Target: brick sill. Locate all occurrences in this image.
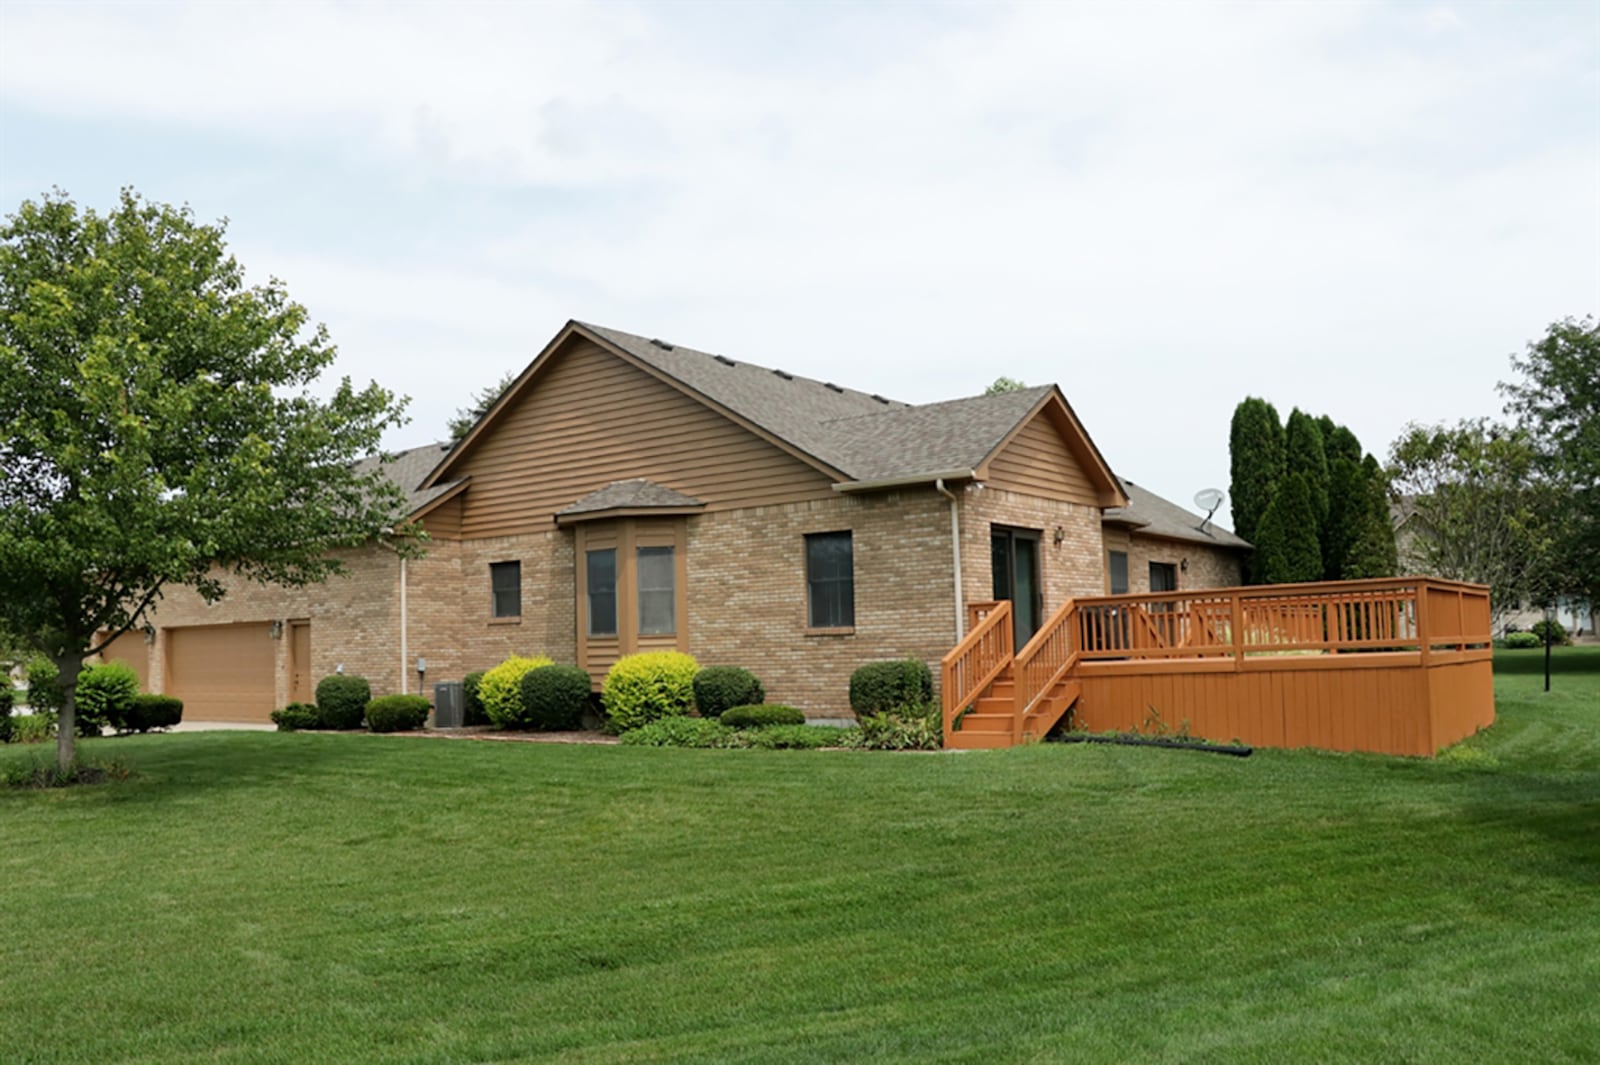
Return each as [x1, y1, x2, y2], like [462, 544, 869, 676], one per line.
[805, 627, 855, 638]
[487, 617, 522, 626]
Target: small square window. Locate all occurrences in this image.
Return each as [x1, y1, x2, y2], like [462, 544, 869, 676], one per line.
[490, 561, 521, 618]
[806, 531, 854, 629]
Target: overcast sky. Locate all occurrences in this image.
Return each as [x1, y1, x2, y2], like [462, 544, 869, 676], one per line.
[3, 1, 1596, 528]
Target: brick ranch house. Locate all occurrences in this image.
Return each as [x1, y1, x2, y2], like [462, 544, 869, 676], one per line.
[106, 320, 1250, 723]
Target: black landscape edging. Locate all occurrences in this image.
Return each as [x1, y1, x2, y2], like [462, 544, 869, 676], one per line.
[1050, 734, 1253, 757]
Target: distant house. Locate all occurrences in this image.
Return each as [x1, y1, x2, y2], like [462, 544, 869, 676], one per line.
[120, 320, 1250, 722]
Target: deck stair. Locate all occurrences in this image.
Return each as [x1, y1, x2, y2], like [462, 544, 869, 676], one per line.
[942, 599, 1083, 750]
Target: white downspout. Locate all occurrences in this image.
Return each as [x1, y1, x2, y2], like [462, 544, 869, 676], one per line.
[399, 554, 409, 695]
[935, 479, 963, 641]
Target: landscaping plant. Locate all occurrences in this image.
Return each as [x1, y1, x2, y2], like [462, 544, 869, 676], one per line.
[479, 655, 554, 728]
[365, 695, 431, 733]
[461, 670, 489, 726]
[693, 665, 765, 719]
[848, 658, 933, 718]
[518, 664, 591, 731]
[720, 704, 806, 729]
[270, 703, 321, 732]
[117, 694, 183, 734]
[315, 675, 372, 730]
[74, 661, 140, 737]
[601, 651, 699, 733]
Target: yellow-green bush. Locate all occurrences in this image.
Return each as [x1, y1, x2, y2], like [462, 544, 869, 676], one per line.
[601, 651, 698, 734]
[480, 654, 553, 728]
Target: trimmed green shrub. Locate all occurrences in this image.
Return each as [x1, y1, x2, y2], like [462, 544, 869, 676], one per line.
[1504, 631, 1541, 649]
[619, 717, 740, 748]
[1531, 619, 1571, 645]
[462, 671, 489, 726]
[480, 655, 554, 728]
[518, 664, 591, 731]
[271, 703, 321, 732]
[76, 661, 140, 736]
[315, 674, 371, 730]
[117, 694, 183, 733]
[720, 704, 806, 729]
[848, 658, 933, 718]
[26, 656, 64, 716]
[365, 694, 431, 733]
[693, 666, 765, 719]
[602, 651, 699, 734]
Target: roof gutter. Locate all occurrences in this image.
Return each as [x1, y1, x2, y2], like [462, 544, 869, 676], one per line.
[831, 469, 976, 494]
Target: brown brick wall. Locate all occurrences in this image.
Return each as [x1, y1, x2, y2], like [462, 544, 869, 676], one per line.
[686, 488, 955, 718]
[959, 487, 1106, 615]
[1101, 527, 1245, 593]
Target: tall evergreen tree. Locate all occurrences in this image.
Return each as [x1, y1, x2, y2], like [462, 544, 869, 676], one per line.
[1324, 455, 1363, 579]
[1325, 423, 1362, 466]
[1254, 473, 1322, 584]
[1228, 397, 1285, 567]
[1285, 408, 1331, 524]
[1343, 455, 1398, 578]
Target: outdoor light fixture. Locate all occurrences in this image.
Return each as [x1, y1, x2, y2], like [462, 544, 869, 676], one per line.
[269, 620, 284, 639]
[1181, 558, 1189, 572]
[142, 623, 156, 645]
[1053, 525, 1066, 546]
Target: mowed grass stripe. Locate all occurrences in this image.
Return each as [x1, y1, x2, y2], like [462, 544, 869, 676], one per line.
[2, 648, 1598, 1063]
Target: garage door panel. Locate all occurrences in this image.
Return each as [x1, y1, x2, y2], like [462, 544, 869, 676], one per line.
[166, 624, 276, 723]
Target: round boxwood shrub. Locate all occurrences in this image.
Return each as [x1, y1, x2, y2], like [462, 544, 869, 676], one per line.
[848, 658, 933, 718]
[117, 694, 183, 733]
[602, 651, 699, 734]
[76, 661, 140, 736]
[1504, 631, 1541, 649]
[1531, 619, 1571, 645]
[480, 655, 554, 728]
[462, 670, 489, 726]
[271, 703, 321, 732]
[518, 664, 591, 731]
[315, 674, 372, 730]
[720, 704, 806, 729]
[365, 694, 431, 733]
[693, 666, 765, 719]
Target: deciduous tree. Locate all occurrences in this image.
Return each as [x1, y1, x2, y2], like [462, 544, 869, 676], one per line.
[0, 189, 413, 769]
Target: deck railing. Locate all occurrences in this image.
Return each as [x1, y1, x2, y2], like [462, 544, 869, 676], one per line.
[1073, 577, 1490, 660]
[1012, 598, 1081, 740]
[940, 600, 1012, 737]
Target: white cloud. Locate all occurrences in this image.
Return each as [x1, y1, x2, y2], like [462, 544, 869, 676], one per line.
[3, 0, 1595, 523]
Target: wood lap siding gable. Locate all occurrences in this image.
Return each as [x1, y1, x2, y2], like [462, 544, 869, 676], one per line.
[448, 340, 838, 538]
[985, 412, 1100, 505]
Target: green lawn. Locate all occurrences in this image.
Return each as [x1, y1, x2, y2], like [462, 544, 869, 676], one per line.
[3, 650, 1598, 1064]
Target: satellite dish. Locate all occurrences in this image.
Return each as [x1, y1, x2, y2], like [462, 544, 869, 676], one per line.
[1193, 488, 1225, 532]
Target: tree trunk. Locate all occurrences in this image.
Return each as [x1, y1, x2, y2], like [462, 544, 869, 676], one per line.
[53, 651, 79, 771]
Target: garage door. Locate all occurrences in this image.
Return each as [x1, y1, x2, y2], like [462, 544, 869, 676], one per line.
[165, 623, 276, 723]
[100, 630, 151, 692]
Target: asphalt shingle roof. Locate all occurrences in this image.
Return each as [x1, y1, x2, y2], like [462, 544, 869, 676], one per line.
[557, 479, 705, 517]
[582, 323, 1074, 484]
[1103, 478, 1251, 550]
[352, 441, 463, 516]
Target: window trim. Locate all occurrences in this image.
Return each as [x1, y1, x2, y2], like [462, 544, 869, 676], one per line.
[805, 530, 855, 632]
[635, 545, 676, 636]
[489, 560, 522, 620]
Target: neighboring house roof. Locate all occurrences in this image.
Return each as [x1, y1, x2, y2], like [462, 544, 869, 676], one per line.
[1103, 478, 1251, 551]
[428, 320, 1126, 506]
[556, 479, 706, 525]
[352, 441, 465, 518]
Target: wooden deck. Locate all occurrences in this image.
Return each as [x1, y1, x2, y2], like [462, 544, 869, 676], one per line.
[941, 577, 1494, 756]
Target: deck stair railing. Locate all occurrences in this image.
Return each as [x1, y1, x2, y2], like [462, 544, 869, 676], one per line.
[939, 577, 1491, 749]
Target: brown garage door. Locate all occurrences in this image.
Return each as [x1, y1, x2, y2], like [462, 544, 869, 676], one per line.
[100, 630, 151, 692]
[165, 623, 276, 723]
